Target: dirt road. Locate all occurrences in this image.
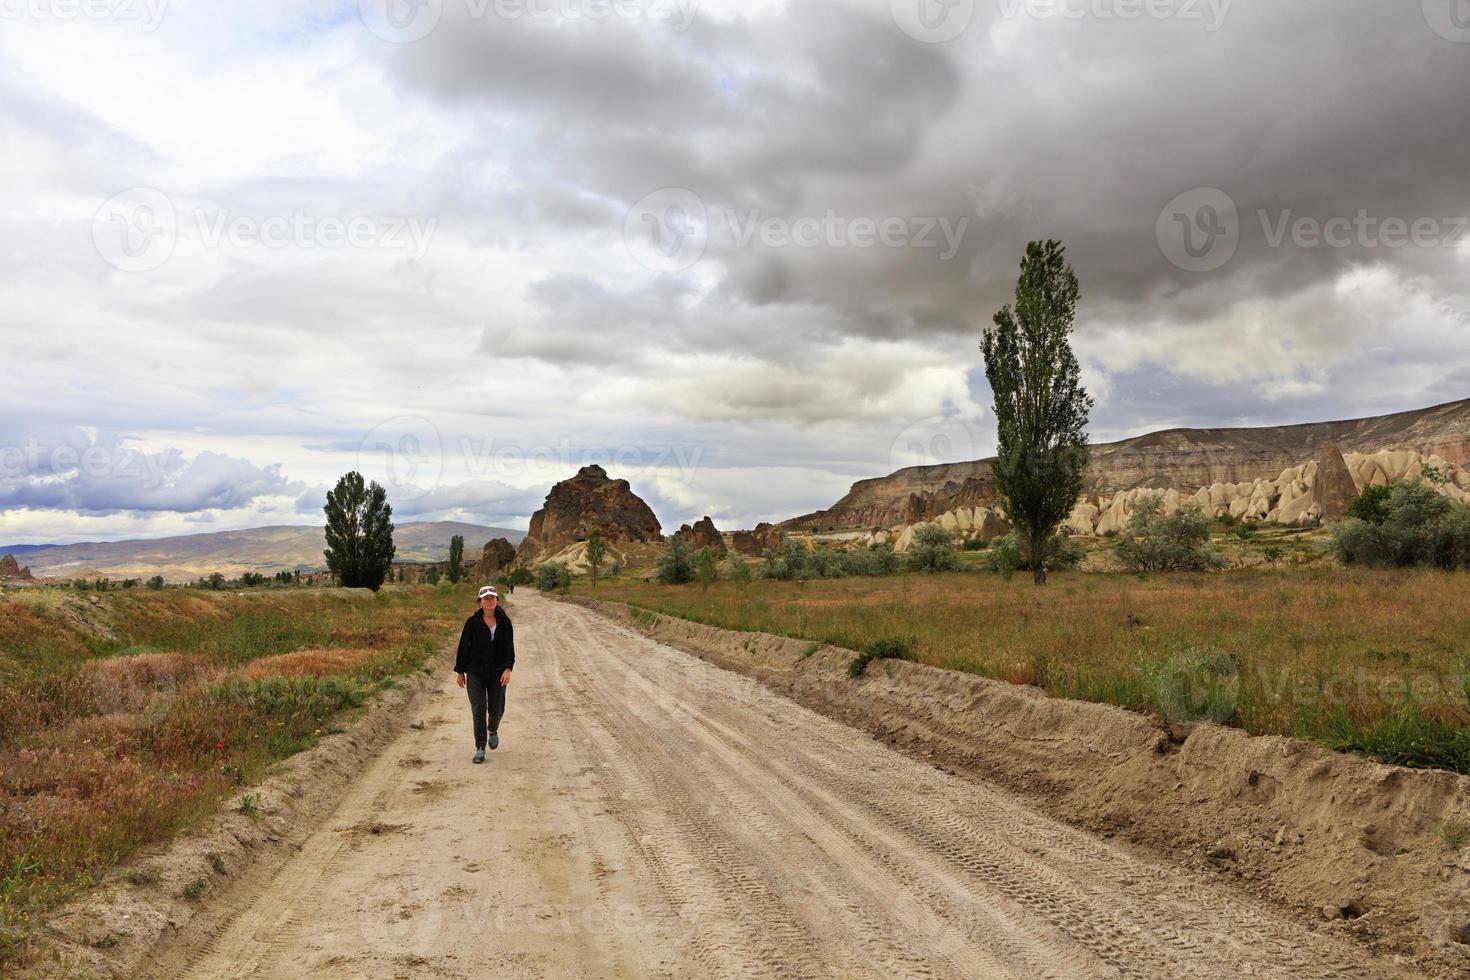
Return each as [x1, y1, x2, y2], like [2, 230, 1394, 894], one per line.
[161, 593, 1401, 979]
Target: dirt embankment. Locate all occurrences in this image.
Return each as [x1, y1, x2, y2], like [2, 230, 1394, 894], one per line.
[561, 595, 1470, 977]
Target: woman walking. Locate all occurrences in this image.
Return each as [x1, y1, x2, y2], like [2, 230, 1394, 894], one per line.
[454, 585, 515, 763]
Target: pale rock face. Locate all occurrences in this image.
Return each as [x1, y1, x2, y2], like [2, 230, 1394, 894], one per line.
[881, 446, 1467, 540]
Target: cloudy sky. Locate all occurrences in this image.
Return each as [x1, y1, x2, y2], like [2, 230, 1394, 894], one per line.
[2, 0, 1467, 544]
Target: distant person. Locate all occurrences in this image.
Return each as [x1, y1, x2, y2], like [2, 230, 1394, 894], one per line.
[507, 581, 515, 595]
[454, 585, 515, 763]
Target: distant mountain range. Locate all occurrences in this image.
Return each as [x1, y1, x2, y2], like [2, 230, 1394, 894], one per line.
[1, 522, 526, 582]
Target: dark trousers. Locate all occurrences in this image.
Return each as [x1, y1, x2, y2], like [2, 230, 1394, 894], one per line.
[465, 671, 506, 749]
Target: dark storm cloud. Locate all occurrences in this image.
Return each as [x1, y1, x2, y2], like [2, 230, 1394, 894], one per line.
[382, 0, 1469, 359]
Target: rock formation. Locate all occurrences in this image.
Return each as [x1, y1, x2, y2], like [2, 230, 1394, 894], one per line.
[0, 554, 33, 580]
[478, 537, 518, 576]
[789, 397, 1470, 531]
[515, 465, 661, 566]
[1313, 443, 1359, 522]
[731, 522, 784, 557]
[676, 516, 727, 555]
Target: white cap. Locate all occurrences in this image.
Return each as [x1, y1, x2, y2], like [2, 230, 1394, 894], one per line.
[477, 585, 498, 599]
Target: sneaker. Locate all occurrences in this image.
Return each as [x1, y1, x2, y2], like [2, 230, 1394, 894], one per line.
[472, 749, 485, 764]
[488, 733, 500, 750]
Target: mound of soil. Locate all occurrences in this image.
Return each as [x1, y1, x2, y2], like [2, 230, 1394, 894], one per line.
[564, 595, 1470, 977]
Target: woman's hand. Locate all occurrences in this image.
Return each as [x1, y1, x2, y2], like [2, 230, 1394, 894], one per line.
[500, 669, 511, 687]
[456, 673, 466, 688]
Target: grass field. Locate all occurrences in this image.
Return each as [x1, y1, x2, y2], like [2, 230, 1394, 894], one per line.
[0, 583, 475, 965]
[574, 565, 1470, 773]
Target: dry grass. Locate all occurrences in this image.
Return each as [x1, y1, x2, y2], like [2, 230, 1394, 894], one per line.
[0, 583, 478, 965]
[579, 564, 1470, 770]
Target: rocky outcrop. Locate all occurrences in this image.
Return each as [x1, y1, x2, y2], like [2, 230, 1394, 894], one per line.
[515, 465, 661, 566]
[477, 538, 518, 576]
[676, 516, 727, 555]
[731, 522, 784, 557]
[1314, 443, 1359, 522]
[0, 554, 33, 580]
[790, 398, 1470, 531]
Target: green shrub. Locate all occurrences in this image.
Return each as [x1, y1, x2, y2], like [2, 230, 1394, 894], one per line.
[535, 562, 573, 591]
[987, 532, 1084, 573]
[1114, 495, 1223, 572]
[1145, 647, 1240, 724]
[848, 636, 915, 678]
[655, 537, 695, 585]
[846, 544, 899, 576]
[694, 547, 719, 587]
[1346, 484, 1393, 524]
[725, 553, 752, 581]
[905, 524, 960, 573]
[1332, 482, 1470, 570]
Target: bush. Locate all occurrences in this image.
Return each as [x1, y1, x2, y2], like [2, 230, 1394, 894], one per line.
[846, 544, 900, 577]
[848, 636, 915, 678]
[1113, 495, 1223, 572]
[1346, 484, 1393, 524]
[694, 546, 719, 587]
[655, 536, 695, 585]
[507, 566, 534, 587]
[1332, 481, 1470, 570]
[760, 539, 813, 581]
[905, 523, 960, 573]
[535, 562, 572, 591]
[987, 532, 1084, 574]
[725, 553, 752, 581]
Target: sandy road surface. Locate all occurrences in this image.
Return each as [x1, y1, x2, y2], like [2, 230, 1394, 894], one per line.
[161, 593, 1402, 980]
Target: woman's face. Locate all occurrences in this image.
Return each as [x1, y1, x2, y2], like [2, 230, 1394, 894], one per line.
[480, 595, 497, 614]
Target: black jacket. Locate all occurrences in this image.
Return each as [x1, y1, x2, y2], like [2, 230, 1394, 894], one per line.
[453, 606, 515, 677]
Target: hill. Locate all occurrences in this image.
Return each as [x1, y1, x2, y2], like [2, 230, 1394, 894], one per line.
[787, 397, 1470, 530]
[2, 522, 526, 582]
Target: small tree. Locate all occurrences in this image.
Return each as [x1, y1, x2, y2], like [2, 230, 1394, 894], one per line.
[447, 535, 464, 584]
[585, 530, 607, 589]
[424, 565, 439, 585]
[536, 561, 572, 591]
[323, 471, 396, 591]
[207, 572, 225, 590]
[656, 535, 695, 584]
[1114, 495, 1223, 572]
[726, 552, 752, 581]
[981, 240, 1094, 585]
[905, 523, 960, 572]
[694, 546, 719, 588]
[146, 575, 165, 590]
